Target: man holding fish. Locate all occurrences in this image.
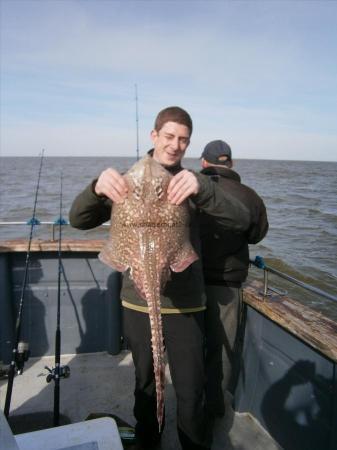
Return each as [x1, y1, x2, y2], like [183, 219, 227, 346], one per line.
[70, 107, 251, 450]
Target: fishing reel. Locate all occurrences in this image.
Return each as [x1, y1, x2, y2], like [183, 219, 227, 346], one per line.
[45, 364, 71, 383]
[16, 341, 30, 375]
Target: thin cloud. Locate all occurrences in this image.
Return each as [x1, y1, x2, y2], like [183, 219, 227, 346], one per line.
[1, 1, 337, 160]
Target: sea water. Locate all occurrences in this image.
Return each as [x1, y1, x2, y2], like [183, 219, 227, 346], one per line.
[1, 156, 336, 320]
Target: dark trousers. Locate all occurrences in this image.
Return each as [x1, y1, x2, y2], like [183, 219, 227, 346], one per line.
[204, 285, 242, 416]
[123, 307, 211, 450]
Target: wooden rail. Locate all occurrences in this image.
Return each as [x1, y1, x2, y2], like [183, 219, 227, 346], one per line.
[243, 280, 337, 363]
[0, 239, 105, 253]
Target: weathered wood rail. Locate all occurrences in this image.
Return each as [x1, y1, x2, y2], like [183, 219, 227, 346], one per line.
[243, 280, 337, 363]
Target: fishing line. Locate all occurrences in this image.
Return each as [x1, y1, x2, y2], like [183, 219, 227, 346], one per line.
[4, 150, 45, 418]
[45, 173, 70, 426]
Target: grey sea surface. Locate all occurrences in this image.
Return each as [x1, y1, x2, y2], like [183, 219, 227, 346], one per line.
[1, 156, 337, 321]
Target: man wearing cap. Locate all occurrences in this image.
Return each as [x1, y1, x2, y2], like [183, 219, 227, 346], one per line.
[199, 140, 268, 418]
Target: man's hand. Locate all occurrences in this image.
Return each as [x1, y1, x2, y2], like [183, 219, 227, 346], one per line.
[167, 170, 200, 205]
[94, 168, 128, 203]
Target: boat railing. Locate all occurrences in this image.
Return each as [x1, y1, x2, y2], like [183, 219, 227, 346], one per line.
[1, 222, 336, 304]
[250, 255, 337, 303]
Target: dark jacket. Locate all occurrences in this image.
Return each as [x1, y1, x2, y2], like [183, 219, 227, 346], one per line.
[69, 154, 252, 311]
[199, 166, 268, 284]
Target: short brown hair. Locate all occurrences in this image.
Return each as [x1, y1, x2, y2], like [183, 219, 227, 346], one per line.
[154, 106, 193, 136]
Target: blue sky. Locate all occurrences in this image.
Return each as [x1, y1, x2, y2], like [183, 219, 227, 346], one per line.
[1, 0, 337, 160]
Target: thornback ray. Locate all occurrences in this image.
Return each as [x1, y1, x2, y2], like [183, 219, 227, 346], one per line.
[98, 155, 198, 431]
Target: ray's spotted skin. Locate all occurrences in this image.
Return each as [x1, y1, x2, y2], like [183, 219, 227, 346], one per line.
[99, 155, 198, 430]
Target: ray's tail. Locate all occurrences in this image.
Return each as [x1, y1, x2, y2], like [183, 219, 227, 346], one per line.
[143, 244, 166, 432]
[148, 288, 165, 432]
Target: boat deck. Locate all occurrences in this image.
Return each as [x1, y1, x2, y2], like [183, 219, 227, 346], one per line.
[0, 351, 281, 450]
[2, 239, 336, 449]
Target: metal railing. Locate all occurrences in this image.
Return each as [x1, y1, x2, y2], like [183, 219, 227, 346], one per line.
[250, 255, 337, 303]
[0, 221, 110, 241]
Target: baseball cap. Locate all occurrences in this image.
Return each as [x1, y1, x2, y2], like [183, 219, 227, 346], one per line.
[200, 140, 232, 165]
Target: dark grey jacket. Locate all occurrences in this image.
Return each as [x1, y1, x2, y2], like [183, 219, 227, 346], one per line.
[199, 166, 268, 284]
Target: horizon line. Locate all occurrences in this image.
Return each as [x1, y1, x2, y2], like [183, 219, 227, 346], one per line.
[1, 155, 336, 163]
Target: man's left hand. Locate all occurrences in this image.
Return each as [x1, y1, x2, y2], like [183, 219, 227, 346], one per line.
[167, 170, 200, 205]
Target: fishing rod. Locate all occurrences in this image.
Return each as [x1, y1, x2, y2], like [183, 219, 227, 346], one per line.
[135, 83, 140, 161]
[4, 150, 45, 418]
[45, 174, 70, 426]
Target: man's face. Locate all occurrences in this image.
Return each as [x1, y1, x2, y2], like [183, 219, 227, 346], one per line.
[151, 121, 190, 167]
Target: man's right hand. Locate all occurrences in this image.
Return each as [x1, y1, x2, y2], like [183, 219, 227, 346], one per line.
[94, 168, 128, 203]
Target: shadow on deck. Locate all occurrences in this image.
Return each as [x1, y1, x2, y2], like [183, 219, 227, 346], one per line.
[1, 352, 280, 450]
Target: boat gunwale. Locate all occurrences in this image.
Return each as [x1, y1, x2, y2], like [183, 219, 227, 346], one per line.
[243, 280, 337, 363]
